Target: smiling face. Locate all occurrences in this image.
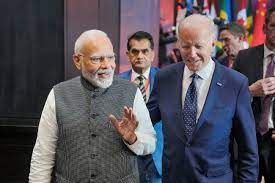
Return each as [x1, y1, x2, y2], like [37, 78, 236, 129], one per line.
[178, 23, 215, 72]
[73, 35, 116, 88]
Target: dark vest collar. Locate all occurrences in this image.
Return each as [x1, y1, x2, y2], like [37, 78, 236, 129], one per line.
[80, 75, 108, 95]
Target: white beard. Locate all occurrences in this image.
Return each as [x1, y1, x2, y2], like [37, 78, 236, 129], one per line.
[82, 68, 114, 88]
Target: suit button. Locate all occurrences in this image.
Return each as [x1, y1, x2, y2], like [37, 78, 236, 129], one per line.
[91, 133, 97, 137]
[186, 142, 191, 147]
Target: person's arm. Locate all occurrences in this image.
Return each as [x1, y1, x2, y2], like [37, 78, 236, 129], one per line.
[29, 89, 58, 183]
[147, 72, 162, 125]
[127, 89, 157, 155]
[233, 78, 259, 182]
[248, 77, 275, 97]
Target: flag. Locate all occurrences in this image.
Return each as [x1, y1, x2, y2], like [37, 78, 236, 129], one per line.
[193, 0, 198, 7]
[220, 0, 232, 22]
[237, 0, 247, 26]
[247, 0, 253, 29]
[186, 0, 193, 11]
[247, 0, 254, 45]
[203, 0, 210, 16]
[209, 0, 217, 20]
[252, 0, 267, 46]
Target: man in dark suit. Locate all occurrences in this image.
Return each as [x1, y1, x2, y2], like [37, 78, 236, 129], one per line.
[234, 7, 275, 183]
[218, 22, 246, 68]
[119, 31, 162, 183]
[147, 14, 258, 183]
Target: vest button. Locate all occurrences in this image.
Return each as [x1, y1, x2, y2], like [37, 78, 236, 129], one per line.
[91, 154, 97, 159]
[90, 173, 97, 178]
[91, 113, 98, 119]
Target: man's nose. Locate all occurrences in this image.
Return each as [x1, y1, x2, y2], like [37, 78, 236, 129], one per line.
[137, 50, 144, 58]
[189, 47, 197, 57]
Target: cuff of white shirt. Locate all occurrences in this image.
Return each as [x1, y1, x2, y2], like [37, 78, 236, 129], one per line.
[124, 132, 156, 156]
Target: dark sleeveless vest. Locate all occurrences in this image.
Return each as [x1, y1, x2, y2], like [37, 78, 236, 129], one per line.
[53, 76, 139, 183]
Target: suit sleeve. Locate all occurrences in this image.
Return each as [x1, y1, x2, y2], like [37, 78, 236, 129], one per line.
[147, 72, 162, 125]
[232, 51, 241, 72]
[234, 77, 259, 182]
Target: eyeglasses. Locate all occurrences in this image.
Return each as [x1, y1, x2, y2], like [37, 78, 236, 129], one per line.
[79, 53, 116, 64]
[129, 48, 151, 56]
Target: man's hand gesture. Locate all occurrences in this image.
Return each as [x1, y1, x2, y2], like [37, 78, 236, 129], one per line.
[109, 106, 138, 145]
[249, 77, 275, 97]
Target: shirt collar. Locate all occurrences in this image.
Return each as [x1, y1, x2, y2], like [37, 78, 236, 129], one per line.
[264, 44, 275, 58]
[184, 58, 215, 80]
[131, 67, 150, 80]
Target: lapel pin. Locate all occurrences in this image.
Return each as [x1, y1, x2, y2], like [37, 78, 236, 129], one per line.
[217, 82, 223, 86]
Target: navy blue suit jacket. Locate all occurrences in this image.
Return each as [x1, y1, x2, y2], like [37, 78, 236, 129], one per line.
[147, 61, 259, 182]
[119, 67, 163, 175]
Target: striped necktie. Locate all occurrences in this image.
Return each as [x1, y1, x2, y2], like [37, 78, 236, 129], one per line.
[259, 54, 275, 135]
[137, 75, 146, 102]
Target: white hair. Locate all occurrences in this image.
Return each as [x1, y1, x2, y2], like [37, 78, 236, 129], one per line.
[74, 29, 108, 54]
[178, 14, 216, 40]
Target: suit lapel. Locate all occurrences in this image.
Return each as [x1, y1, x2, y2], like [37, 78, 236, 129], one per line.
[149, 68, 155, 92]
[192, 61, 225, 136]
[255, 45, 264, 82]
[126, 70, 132, 80]
[171, 63, 186, 142]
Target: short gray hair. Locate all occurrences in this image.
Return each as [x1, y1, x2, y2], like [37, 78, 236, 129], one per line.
[178, 14, 216, 40]
[74, 30, 108, 54]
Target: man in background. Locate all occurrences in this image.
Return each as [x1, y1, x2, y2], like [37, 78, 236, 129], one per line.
[120, 31, 162, 183]
[219, 22, 245, 68]
[234, 7, 275, 183]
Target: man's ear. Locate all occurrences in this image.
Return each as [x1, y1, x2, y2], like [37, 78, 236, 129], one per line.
[73, 54, 81, 70]
[150, 50, 155, 62]
[211, 39, 217, 50]
[126, 51, 131, 60]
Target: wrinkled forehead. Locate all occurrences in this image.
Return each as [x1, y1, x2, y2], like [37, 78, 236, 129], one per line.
[82, 36, 114, 55]
[178, 26, 212, 44]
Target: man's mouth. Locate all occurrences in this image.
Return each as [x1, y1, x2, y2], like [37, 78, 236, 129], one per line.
[98, 73, 111, 78]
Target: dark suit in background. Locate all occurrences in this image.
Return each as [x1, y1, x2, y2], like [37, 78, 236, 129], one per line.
[234, 44, 275, 182]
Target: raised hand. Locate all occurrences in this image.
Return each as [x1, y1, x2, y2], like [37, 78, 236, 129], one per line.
[249, 77, 275, 97]
[109, 106, 139, 145]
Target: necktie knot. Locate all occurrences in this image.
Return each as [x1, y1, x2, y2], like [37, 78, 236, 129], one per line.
[137, 75, 144, 85]
[190, 73, 199, 84]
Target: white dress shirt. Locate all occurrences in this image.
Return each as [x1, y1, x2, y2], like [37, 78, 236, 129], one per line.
[182, 59, 215, 121]
[263, 45, 275, 129]
[29, 88, 156, 182]
[131, 68, 151, 102]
